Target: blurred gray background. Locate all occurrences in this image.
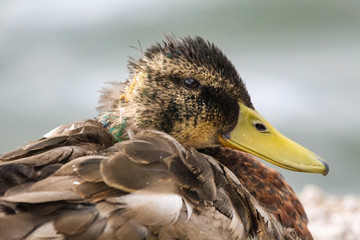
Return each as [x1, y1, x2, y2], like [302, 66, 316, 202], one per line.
[0, 0, 359, 195]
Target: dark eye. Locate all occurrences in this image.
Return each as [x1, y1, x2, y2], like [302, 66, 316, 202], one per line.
[253, 122, 267, 132]
[183, 78, 200, 89]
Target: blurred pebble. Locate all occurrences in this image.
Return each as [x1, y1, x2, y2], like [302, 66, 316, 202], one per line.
[299, 185, 360, 240]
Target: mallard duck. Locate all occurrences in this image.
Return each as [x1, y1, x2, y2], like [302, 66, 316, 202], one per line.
[0, 36, 328, 240]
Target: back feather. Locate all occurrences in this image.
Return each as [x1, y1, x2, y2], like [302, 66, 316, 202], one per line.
[0, 120, 311, 239]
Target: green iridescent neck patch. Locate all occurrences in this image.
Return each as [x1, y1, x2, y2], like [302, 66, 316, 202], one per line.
[101, 114, 128, 142]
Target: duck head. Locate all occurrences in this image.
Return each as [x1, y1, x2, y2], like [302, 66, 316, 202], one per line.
[99, 35, 328, 175]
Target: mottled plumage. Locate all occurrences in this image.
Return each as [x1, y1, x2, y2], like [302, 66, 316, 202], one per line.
[0, 36, 327, 239]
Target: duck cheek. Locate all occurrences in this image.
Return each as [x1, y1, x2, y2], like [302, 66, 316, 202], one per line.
[218, 100, 240, 134]
[199, 87, 239, 134]
[170, 120, 219, 148]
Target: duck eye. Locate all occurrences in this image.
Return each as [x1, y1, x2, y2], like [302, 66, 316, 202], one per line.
[183, 78, 200, 89]
[253, 122, 267, 132]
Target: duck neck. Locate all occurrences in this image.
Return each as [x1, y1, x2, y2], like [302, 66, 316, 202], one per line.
[98, 107, 129, 142]
[97, 80, 138, 142]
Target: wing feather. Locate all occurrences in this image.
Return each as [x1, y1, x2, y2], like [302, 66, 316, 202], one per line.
[0, 124, 294, 239]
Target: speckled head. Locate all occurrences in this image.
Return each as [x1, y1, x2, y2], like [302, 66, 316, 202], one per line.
[99, 35, 328, 175]
[122, 35, 253, 148]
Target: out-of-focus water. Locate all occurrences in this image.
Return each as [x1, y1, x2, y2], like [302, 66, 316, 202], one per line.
[0, 0, 359, 195]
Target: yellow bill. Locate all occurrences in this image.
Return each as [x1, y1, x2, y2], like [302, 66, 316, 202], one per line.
[219, 102, 329, 175]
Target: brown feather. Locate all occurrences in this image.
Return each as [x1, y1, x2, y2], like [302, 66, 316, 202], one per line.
[0, 120, 313, 240]
[202, 146, 313, 240]
[54, 209, 97, 235]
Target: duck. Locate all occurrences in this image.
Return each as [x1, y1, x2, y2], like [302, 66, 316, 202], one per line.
[0, 35, 328, 240]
